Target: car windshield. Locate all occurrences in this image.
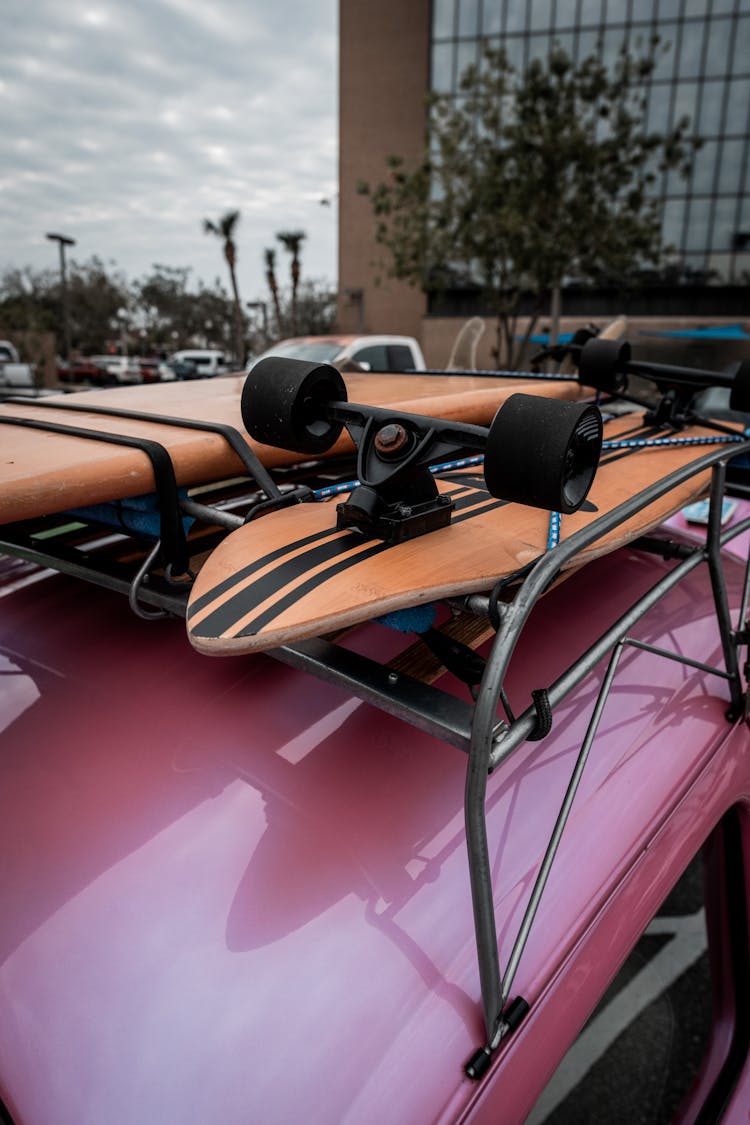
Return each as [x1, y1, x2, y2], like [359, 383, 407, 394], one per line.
[255, 341, 343, 364]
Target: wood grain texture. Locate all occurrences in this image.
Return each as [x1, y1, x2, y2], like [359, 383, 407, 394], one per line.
[187, 412, 731, 656]
[0, 372, 589, 525]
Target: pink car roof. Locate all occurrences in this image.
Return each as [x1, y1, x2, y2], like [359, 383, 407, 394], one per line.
[0, 537, 746, 1123]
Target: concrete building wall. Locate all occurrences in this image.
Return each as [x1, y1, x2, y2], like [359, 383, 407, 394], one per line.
[337, 0, 430, 339]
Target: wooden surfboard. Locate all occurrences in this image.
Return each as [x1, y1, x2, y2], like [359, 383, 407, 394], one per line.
[186, 412, 740, 656]
[0, 318, 627, 527]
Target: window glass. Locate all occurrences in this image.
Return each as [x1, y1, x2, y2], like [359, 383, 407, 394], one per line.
[432, 42, 455, 92]
[690, 141, 718, 194]
[725, 78, 750, 134]
[456, 37, 479, 82]
[579, 0, 602, 25]
[712, 196, 741, 250]
[684, 0, 709, 15]
[685, 197, 712, 250]
[706, 251, 732, 282]
[662, 197, 687, 248]
[657, 0, 683, 17]
[735, 17, 750, 76]
[630, 0, 657, 21]
[352, 345, 389, 370]
[651, 31, 677, 82]
[433, 0, 455, 38]
[481, 0, 502, 34]
[673, 81, 699, 129]
[677, 23, 705, 78]
[505, 0, 527, 33]
[718, 139, 748, 195]
[601, 27, 627, 67]
[458, 0, 480, 36]
[527, 32, 550, 66]
[554, 0, 579, 29]
[697, 80, 725, 136]
[530, 0, 554, 30]
[554, 30, 575, 59]
[577, 28, 600, 61]
[386, 345, 416, 372]
[646, 85, 672, 133]
[704, 17, 733, 78]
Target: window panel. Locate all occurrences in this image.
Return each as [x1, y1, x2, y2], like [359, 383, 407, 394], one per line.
[646, 85, 673, 133]
[662, 197, 687, 248]
[577, 28, 600, 60]
[530, 0, 554, 30]
[691, 139, 719, 193]
[685, 197, 712, 251]
[554, 30, 576, 58]
[718, 139, 748, 195]
[706, 252, 732, 282]
[602, 27, 627, 67]
[704, 17, 733, 78]
[433, 0, 455, 38]
[735, 18, 750, 76]
[431, 42, 455, 92]
[651, 30, 677, 82]
[527, 32, 550, 65]
[458, 0, 480, 36]
[712, 196, 741, 249]
[725, 79, 750, 134]
[554, 0, 579, 29]
[630, 0, 657, 22]
[579, 0, 602, 26]
[673, 80, 699, 128]
[697, 80, 725, 136]
[505, 0, 528, 33]
[456, 37, 479, 82]
[658, 0, 683, 18]
[677, 22, 706, 78]
[480, 1, 503, 34]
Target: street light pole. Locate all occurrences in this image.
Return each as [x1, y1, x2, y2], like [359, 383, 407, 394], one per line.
[46, 232, 76, 361]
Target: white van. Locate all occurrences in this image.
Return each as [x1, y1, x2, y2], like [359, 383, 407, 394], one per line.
[168, 350, 230, 378]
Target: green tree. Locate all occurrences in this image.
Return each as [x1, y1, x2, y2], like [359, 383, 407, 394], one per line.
[202, 210, 245, 364]
[359, 41, 697, 368]
[276, 229, 307, 335]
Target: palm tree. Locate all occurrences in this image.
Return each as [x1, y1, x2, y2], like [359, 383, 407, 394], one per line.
[276, 230, 306, 336]
[203, 210, 244, 365]
[264, 247, 283, 335]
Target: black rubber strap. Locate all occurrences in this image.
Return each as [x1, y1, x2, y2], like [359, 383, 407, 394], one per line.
[0, 414, 189, 573]
[527, 688, 553, 741]
[5, 396, 282, 500]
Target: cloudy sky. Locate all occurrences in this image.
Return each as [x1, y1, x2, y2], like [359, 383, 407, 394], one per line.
[2, 0, 338, 302]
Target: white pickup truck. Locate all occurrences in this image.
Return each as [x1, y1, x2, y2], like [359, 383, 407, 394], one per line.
[247, 334, 426, 373]
[0, 340, 36, 388]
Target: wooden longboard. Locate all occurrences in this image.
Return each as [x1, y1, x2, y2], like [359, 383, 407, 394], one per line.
[0, 370, 591, 527]
[186, 412, 735, 656]
[0, 318, 627, 526]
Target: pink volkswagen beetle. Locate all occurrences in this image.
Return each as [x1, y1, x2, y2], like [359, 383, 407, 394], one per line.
[1, 346, 750, 1123]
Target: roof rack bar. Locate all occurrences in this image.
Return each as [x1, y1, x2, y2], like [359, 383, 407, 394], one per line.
[465, 441, 750, 1046]
[275, 636, 479, 752]
[0, 414, 190, 574]
[5, 396, 284, 500]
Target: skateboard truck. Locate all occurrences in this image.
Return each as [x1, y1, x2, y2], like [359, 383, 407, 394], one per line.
[578, 337, 750, 429]
[242, 358, 604, 544]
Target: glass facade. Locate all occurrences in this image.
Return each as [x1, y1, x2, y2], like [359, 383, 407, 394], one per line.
[430, 0, 750, 285]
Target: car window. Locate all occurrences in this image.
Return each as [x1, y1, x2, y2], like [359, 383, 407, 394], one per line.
[387, 344, 416, 371]
[257, 341, 344, 364]
[352, 344, 389, 370]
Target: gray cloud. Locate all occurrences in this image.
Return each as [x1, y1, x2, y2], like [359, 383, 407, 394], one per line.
[1, 0, 337, 300]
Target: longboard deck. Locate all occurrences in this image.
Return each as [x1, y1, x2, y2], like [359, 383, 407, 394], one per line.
[0, 370, 591, 526]
[186, 412, 734, 656]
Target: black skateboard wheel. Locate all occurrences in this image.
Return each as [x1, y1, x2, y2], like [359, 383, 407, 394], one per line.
[729, 360, 750, 414]
[242, 358, 347, 454]
[577, 337, 631, 394]
[484, 394, 602, 514]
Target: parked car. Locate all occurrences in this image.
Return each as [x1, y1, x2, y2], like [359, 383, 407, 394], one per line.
[247, 334, 426, 373]
[0, 340, 35, 388]
[89, 355, 142, 385]
[138, 358, 176, 383]
[168, 349, 230, 378]
[57, 358, 109, 385]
